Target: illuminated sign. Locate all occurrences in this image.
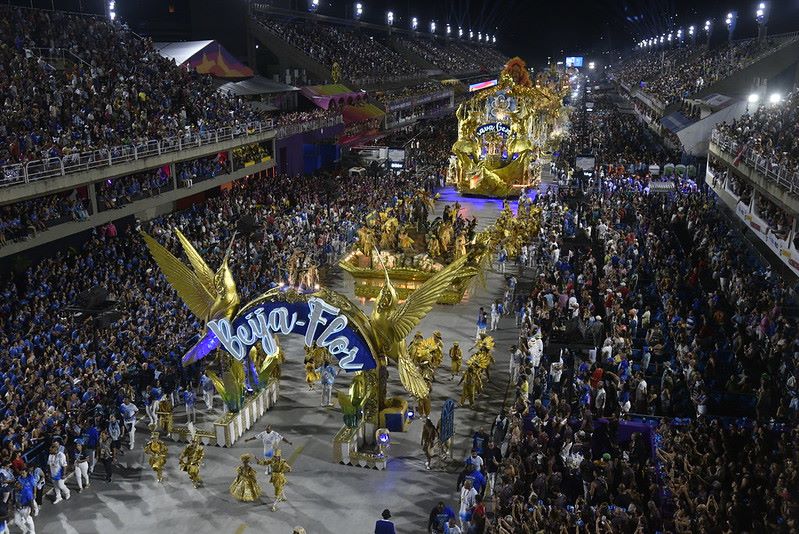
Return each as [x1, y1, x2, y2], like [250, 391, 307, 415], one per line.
[469, 79, 498, 92]
[475, 122, 511, 137]
[565, 56, 584, 68]
[205, 297, 376, 371]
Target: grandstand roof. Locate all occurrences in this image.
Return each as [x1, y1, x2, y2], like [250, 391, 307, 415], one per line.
[218, 76, 297, 97]
[301, 84, 367, 110]
[155, 40, 254, 79]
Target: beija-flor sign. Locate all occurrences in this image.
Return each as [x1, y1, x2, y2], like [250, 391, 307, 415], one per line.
[206, 297, 376, 371]
[475, 122, 511, 137]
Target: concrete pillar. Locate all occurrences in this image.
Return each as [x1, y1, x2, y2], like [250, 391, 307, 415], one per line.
[170, 163, 177, 190]
[88, 182, 98, 215]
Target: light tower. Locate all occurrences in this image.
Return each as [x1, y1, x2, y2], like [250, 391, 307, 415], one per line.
[756, 3, 768, 42]
[725, 11, 737, 42]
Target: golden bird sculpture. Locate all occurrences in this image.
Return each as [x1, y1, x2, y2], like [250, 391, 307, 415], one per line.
[141, 229, 240, 365]
[367, 253, 471, 399]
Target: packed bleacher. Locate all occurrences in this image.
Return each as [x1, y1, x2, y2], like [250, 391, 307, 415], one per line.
[0, 6, 266, 168]
[255, 15, 420, 82]
[393, 38, 506, 75]
[714, 90, 799, 182]
[375, 81, 450, 106]
[0, 190, 90, 244]
[613, 36, 798, 109]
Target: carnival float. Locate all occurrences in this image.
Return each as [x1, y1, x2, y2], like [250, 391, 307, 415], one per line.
[451, 57, 567, 198]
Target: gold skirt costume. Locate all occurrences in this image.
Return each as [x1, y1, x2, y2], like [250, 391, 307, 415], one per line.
[230, 454, 262, 502]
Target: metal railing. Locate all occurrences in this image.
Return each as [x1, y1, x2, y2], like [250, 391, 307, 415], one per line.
[711, 130, 799, 197]
[0, 117, 334, 191]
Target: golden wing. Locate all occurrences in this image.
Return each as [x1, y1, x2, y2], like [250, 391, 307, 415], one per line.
[141, 231, 216, 322]
[175, 229, 215, 290]
[388, 254, 470, 342]
[397, 352, 431, 398]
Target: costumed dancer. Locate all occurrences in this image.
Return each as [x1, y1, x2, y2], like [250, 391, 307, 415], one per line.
[144, 427, 168, 483]
[200, 373, 215, 411]
[183, 384, 197, 423]
[261, 449, 292, 511]
[179, 424, 205, 488]
[245, 424, 293, 475]
[304, 344, 323, 390]
[449, 342, 463, 379]
[318, 357, 338, 407]
[459, 365, 479, 408]
[14, 467, 36, 534]
[229, 454, 262, 503]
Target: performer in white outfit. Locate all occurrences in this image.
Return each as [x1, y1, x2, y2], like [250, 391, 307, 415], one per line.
[47, 444, 70, 503]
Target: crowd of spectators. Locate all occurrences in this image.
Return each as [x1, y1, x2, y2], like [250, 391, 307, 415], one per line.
[232, 142, 271, 170]
[95, 167, 172, 211]
[376, 82, 451, 107]
[0, 190, 90, 245]
[714, 90, 799, 182]
[397, 38, 505, 74]
[269, 108, 339, 127]
[0, 6, 267, 167]
[754, 194, 794, 241]
[256, 15, 419, 82]
[0, 141, 445, 523]
[612, 36, 798, 109]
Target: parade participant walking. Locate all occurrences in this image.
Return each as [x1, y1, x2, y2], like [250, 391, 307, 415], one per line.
[120, 398, 139, 450]
[421, 418, 437, 470]
[318, 359, 338, 407]
[98, 430, 114, 482]
[47, 444, 70, 503]
[73, 444, 90, 492]
[490, 302, 500, 331]
[449, 342, 463, 379]
[14, 468, 36, 534]
[374, 509, 396, 534]
[264, 449, 292, 511]
[183, 386, 197, 423]
[475, 307, 487, 340]
[245, 424, 292, 475]
[200, 373, 215, 411]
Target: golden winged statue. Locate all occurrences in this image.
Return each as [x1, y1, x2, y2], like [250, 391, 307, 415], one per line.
[141, 229, 240, 364]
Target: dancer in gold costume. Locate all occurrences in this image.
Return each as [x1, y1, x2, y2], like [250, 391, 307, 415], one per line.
[449, 342, 463, 378]
[263, 449, 292, 511]
[179, 425, 205, 488]
[230, 454, 263, 503]
[144, 428, 168, 483]
[454, 234, 467, 259]
[458, 365, 480, 407]
[430, 331, 444, 370]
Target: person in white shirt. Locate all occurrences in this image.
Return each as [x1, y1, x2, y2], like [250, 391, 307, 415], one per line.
[458, 479, 477, 529]
[530, 332, 543, 370]
[245, 424, 292, 474]
[47, 444, 70, 503]
[200, 373, 215, 410]
[120, 398, 139, 450]
[490, 303, 500, 331]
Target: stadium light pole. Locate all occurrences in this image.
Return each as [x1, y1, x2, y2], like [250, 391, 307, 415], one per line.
[107, 0, 116, 21]
[386, 11, 393, 26]
[704, 20, 712, 46]
[458, 27, 463, 38]
[411, 17, 418, 31]
[446, 24, 451, 37]
[308, 0, 320, 13]
[725, 11, 737, 42]
[469, 29, 474, 40]
[688, 25, 695, 45]
[746, 92, 759, 112]
[756, 2, 768, 42]
[430, 21, 436, 34]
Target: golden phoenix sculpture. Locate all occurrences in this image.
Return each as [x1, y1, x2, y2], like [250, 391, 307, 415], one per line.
[141, 228, 479, 418]
[451, 57, 565, 198]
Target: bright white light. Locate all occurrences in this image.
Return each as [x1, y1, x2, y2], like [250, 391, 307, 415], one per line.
[458, 27, 463, 38]
[667, 32, 672, 41]
[108, 0, 115, 9]
[769, 92, 781, 104]
[747, 93, 759, 103]
[478, 32, 482, 41]
[588, 61, 595, 70]
[109, 11, 116, 20]
[430, 21, 436, 33]
[446, 24, 451, 35]
[677, 29, 682, 38]
[759, 3, 765, 9]
[660, 36, 664, 43]
[469, 30, 474, 39]
[411, 17, 418, 30]
[492, 35, 496, 43]
[689, 25, 695, 35]
[386, 11, 393, 25]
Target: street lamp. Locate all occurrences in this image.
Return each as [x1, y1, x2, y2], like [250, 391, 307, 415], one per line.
[354, 2, 363, 20]
[386, 11, 393, 26]
[411, 17, 418, 30]
[469, 30, 474, 40]
[446, 24, 451, 36]
[725, 11, 737, 41]
[756, 2, 768, 41]
[478, 32, 482, 41]
[430, 21, 436, 33]
[458, 27, 463, 38]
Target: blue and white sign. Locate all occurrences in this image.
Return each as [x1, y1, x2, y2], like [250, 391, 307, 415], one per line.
[199, 297, 376, 371]
[475, 122, 511, 137]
